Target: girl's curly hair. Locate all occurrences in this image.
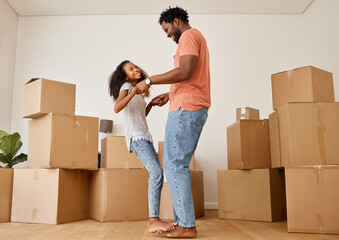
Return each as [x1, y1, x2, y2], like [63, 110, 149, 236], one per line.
[108, 60, 148, 101]
[158, 6, 189, 25]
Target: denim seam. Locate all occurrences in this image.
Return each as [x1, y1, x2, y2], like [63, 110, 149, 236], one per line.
[170, 109, 186, 224]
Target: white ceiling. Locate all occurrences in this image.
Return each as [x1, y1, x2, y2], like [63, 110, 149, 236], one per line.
[6, 0, 314, 16]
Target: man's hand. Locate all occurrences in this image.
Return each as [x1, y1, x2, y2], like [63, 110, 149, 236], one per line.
[135, 80, 150, 95]
[152, 92, 169, 107]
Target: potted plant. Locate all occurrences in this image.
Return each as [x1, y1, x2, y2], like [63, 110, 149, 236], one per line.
[0, 130, 27, 222]
[0, 130, 27, 168]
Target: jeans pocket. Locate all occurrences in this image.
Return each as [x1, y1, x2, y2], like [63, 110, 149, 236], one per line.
[189, 108, 208, 130]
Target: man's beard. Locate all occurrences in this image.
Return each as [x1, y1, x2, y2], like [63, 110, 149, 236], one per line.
[173, 27, 182, 44]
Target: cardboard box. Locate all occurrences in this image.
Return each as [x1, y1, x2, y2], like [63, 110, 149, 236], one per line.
[101, 136, 144, 168]
[273, 103, 339, 167]
[0, 168, 13, 222]
[285, 166, 339, 234]
[236, 107, 260, 121]
[90, 169, 148, 222]
[227, 120, 271, 170]
[28, 113, 98, 169]
[269, 111, 281, 168]
[22, 78, 76, 118]
[218, 169, 286, 222]
[271, 66, 334, 110]
[158, 141, 195, 171]
[160, 171, 204, 220]
[11, 169, 90, 224]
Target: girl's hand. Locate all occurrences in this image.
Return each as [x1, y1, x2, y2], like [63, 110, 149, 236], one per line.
[152, 93, 169, 107]
[151, 98, 162, 106]
[142, 90, 150, 97]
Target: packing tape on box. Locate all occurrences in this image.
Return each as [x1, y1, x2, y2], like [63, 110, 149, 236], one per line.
[317, 104, 327, 164]
[34, 169, 39, 181]
[287, 70, 295, 88]
[73, 116, 80, 128]
[313, 165, 324, 186]
[32, 208, 37, 223]
[316, 213, 325, 232]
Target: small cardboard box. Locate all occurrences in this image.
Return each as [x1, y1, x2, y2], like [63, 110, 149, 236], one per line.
[11, 169, 90, 224]
[28, 113, 98, 169]
[22, 78, 76, 118]
[269, 111, 281, 168]
[236, 107, 260, 121]
[272, 103, 339, 167]
[271, 66, 334, 110]
[158, 141, 195, 171]
[160, 171, 204, 220]
[90, 169, 148, 222]
[0, 168, 13, 222]
[101, 136, 144, 169]
[285, 165, 339, 234]
[227, 120, 271, 170]
[218, 169, 286, 222]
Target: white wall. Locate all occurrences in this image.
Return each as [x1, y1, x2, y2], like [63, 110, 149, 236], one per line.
[10, 0, 339, 208]
[0, 0, 17, 132]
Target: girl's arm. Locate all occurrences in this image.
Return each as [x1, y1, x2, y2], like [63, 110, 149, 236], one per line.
[145, 98, 162, 116]
[145, 102, 153, 117]
[114, 88, 137, 113]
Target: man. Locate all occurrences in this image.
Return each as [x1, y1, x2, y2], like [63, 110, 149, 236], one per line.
[136, 6, 210, 238]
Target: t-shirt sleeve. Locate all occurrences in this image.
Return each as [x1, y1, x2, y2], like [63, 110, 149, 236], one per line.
[179, 31, 200, 57]
[120, 82, 131, 93]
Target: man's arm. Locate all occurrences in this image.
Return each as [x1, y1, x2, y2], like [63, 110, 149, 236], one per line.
[136, 55, 198, 93]
[150, 55, 198, 84]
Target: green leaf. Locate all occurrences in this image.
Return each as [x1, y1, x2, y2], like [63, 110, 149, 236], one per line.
[10, 153, 27, 167]
[0, 153, 12, 164]
[0, 130, 8, 140]
[12, 141, 23, 157]
[0, 132, 21, 155]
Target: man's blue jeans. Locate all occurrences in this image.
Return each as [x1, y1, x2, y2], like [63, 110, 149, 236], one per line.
[131, 139, 163, 217]
[163, 107, 208, 227]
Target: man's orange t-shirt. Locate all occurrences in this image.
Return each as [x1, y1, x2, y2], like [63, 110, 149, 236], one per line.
[169, 28, 211, 112]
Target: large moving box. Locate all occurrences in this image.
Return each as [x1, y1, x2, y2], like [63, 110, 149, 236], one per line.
[271, 66, 334, 110]
[22, 78, 76, 118]
[218, 169, 286, 222]
[90, 169, 148, 222]
[227, 120, 271, 170]
[0, 169, 13, 222]
[28, 113, 98, 169]
[269, 103, 339, 168]
[11, 169, 90, 224]
[158, 141, 195, 171]
[160, 171, 204, 220]
[101, 136, 143, 169]
[285, 166, 339, 234]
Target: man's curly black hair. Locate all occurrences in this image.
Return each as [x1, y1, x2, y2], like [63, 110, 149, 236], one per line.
[158, 6, 189, 25]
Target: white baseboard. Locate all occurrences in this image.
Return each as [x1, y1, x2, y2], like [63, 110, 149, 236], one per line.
[204, 202, 218, 210]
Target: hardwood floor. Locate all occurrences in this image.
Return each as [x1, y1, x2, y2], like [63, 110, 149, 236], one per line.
[0, 211, 338, 240]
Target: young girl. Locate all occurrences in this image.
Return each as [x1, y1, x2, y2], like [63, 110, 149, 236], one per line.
[109, 60, 176, 233]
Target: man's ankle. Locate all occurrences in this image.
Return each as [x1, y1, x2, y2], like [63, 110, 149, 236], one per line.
[149, 217, 161, 223]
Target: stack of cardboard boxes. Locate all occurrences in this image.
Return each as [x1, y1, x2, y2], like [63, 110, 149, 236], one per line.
[11, 78, 99, 224]
[3, 78, 204, 225]
[269, 66, 339, 234]
[218, 107, 286, 222]
[218, 65, 338, 235]
[157, 141, 205, 220]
